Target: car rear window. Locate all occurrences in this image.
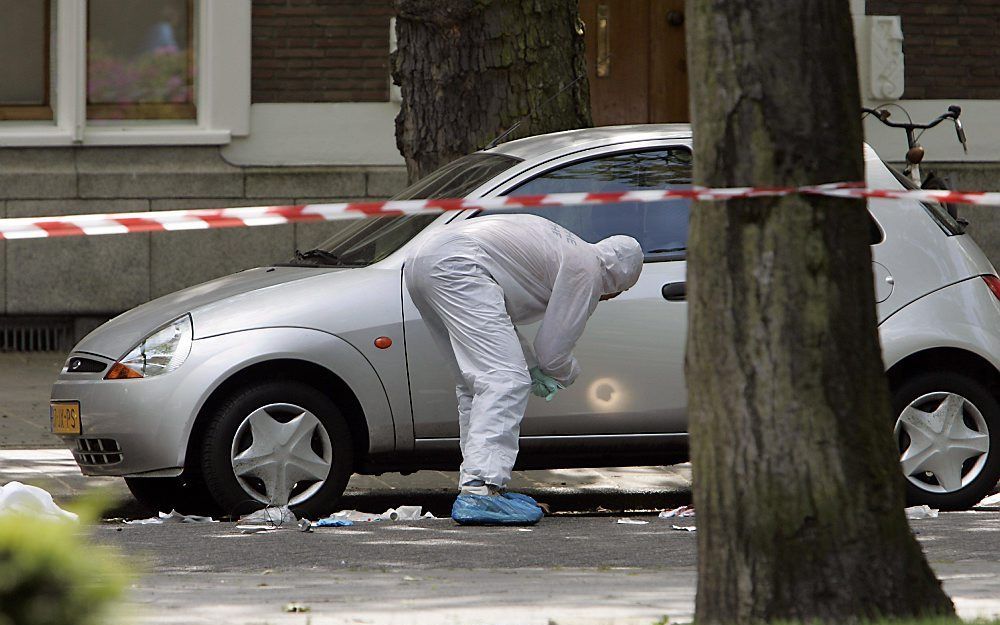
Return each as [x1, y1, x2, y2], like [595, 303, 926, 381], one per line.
[885, 163, 964, 236]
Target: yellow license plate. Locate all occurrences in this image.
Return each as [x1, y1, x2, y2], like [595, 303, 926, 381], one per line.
[51, 402, 81, 435]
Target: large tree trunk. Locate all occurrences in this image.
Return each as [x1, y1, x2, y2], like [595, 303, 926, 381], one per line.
[685, 1, 955, 622]
[392, 0, 591, 182]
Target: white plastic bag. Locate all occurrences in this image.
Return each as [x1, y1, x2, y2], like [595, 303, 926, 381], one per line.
[126, 509, 218, 525]
[904, 505, 939, 520]
[238, 506, 296, 526]
[976, 493, 1000, 508]
[317, 506, 436, 524]
[658, 505, 695, 519]
[0, 482, 78, 522]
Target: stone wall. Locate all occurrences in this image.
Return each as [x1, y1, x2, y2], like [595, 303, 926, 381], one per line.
[925, 162, 1000, 266]
[0, 146, 407, 328]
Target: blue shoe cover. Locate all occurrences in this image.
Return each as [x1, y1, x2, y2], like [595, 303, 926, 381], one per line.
[451, 492, 543, 525]
[503, 492, 539, 507]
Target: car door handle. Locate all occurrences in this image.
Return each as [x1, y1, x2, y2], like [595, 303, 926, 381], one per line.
[661, 282, 686, 301]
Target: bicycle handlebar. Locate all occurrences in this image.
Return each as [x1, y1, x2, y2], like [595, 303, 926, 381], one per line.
[863, 104, 967, 156]
[862, 106, 960, 131]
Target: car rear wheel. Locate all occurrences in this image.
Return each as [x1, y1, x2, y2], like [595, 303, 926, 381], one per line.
[892, 372, 1000, 510]
[200, 380, 354, 520]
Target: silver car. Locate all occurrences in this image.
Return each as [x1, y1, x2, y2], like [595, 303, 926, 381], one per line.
[50, 125, 1000, 515]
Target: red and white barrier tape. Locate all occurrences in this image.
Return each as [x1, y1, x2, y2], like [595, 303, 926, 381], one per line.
[1, 182, 997, 240]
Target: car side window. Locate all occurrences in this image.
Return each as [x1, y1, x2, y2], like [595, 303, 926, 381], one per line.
[484, 147, 693, 261]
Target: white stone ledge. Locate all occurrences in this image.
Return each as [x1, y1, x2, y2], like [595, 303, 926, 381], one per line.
[0, 127, 232, 147]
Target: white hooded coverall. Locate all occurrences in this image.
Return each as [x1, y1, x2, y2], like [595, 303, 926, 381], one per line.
[404, 214, 644, 488]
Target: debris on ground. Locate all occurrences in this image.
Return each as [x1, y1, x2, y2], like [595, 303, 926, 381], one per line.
[671, 525, 696, 532]
[313, 518, 354, 528]
[125, 510, 218, 525]
[905, 505, 940, 520]
[283, 602, 310, 613]
[616, 518, 649, 525]
[314, 506, 436, 525]
[0, 481, 78, 522]
[658, 505, 695, 519]
[976, 493, 1000, 508]
[236, 506, 298, 532]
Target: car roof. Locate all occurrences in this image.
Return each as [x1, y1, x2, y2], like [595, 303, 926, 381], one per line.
[486, 124, 693, 160]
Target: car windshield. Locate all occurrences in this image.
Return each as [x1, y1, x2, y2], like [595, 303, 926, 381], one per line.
[885, 162, 965, 235]
[392, 153, 522, 200]
[280, 214, 440, 267]
[281, 152, 523, 267]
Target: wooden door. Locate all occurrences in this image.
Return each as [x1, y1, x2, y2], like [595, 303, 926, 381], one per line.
[579, 0, 689, 125]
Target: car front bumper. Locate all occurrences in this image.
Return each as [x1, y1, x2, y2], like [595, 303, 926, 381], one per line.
[49, 325, 399, 477]
[49, 349, 211, 477]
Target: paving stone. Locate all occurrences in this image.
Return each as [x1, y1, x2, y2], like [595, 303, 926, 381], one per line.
[245, 167, 366, 199]
[77, 147, 243, 199]
[5, 200, 150, 315]
[365, 166, 409, 198]
[150, 198, 296, 298]
[0, 148, 77, 199]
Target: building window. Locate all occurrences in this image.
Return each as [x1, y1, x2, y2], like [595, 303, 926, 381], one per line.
[87, 0, 195, 120]
[0, 0, 52, 121]
[0, 0, 249, 146]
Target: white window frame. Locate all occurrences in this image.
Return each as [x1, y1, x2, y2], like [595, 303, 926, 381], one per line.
[0, 0, 250, 147]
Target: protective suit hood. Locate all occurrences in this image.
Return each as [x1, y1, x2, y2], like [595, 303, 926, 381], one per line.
[594, 235, 644, 295]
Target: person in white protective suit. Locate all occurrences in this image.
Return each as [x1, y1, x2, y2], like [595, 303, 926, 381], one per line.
[404, 213, 644, 524]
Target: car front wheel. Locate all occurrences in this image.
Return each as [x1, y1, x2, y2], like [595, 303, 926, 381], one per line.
[892, 372, 1000, 510]
[200, 380, 354, 520]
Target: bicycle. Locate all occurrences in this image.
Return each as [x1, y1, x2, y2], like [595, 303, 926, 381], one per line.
[863, 104, 968, 219]
[862, 104, 967, 186]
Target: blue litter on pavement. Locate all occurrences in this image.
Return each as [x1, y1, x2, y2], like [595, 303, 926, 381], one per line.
[451, 492, 544, 526]
[314, 518, 355, 527]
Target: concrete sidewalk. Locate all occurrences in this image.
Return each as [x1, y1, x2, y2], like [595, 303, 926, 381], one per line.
[0, 352, 66, 448]
[0, 447, 692, 516]
[95, 514, 1000, 625]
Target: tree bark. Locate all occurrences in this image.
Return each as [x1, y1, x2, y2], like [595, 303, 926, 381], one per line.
[685, 1, 956, 622]
[392, 0, 591, 182]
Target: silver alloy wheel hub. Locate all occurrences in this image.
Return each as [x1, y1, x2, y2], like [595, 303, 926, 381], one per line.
[894, 391, 990, 494]
[230, 403, 333, 506]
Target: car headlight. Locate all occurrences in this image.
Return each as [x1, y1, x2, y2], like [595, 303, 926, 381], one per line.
[105, 315, 193, 380]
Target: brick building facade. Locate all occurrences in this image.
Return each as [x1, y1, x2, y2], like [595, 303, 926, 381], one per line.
[867, 0, 1000, 100]
[251, 0, 395, 103]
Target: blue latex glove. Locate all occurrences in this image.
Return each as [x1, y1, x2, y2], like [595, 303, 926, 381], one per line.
[529, 366, 564, 401]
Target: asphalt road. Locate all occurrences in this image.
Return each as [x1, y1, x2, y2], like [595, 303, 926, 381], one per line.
[91, 510, 999, 573]
[88, 511, 1000, 625]
[95, 515, 699, 571]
